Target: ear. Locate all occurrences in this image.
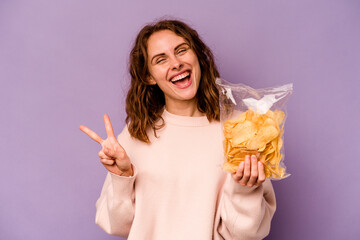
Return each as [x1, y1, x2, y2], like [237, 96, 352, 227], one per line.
[147, 75, 157, 85]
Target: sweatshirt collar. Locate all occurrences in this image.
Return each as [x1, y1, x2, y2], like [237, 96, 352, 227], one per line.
[162, 109, 211, 127]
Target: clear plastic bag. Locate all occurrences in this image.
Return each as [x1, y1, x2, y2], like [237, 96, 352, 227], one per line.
[216, 78, 293, 180]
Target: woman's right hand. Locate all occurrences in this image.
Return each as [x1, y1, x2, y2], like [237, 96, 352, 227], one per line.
[79, 114, 133, 177]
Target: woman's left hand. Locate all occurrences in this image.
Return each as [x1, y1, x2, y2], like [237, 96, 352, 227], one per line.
[232, 155, 266, 187]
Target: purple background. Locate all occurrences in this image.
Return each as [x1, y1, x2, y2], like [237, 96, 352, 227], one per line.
[1, 0, 359, 239]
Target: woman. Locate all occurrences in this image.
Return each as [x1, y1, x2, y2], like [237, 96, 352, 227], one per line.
[80, 19, 276, 240]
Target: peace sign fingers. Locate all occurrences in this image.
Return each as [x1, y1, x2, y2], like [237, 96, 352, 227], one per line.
[80, 114, 133, 177]
[79, 125, 104, 144]
[103, 114, 116, 139]
[79, 114, 116, 144]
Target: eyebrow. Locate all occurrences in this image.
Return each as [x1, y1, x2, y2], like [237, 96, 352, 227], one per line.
[150, 42, 190, 64]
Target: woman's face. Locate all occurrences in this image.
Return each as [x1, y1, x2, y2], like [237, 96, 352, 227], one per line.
[146, 30, 201, 110]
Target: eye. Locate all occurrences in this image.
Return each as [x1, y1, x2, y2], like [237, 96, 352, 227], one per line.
[156, 57, 166, 64]
[177, 47, 188, 55]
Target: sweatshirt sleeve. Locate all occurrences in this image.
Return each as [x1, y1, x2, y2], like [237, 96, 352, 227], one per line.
[95, 170, 137, 237]
[95, 125, 137, 237]
[215, 176, 276, 240]
[95, 167, 137, 237]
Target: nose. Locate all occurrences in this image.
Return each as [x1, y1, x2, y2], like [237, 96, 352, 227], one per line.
[170, 56, 183, 70]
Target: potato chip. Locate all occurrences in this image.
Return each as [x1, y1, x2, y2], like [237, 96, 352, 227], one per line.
[222, 109, 287, 179]
[231, 120, 258, 146]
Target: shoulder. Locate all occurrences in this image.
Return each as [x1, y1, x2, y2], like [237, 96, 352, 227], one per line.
[117, 123, 152, 151]
[117, 124, 131, 143]
[116, 124, 140, 151]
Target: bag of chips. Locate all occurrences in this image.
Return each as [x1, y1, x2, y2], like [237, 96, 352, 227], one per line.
[216, 78, 293, 180]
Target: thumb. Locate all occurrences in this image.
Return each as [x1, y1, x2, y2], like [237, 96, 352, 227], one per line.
[103, 145, 116, 158]
[103, 142, 127, 160]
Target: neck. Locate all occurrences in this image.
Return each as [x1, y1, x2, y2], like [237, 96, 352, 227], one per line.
[165, 99, 204, 117]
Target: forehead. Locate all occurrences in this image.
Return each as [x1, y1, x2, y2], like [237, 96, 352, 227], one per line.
[147, 30, 187, 55]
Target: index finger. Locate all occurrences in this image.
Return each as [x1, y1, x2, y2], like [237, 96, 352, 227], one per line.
[103, 114, 115, 139]
[79, 125, 103, 144]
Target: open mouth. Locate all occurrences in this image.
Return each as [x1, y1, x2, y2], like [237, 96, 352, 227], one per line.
[170, 71, 191, 88]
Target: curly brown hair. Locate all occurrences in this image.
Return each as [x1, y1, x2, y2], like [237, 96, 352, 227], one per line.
[126, 19, 220, 143]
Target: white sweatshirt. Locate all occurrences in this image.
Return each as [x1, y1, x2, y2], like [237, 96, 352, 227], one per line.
[95, 110, 276, 240]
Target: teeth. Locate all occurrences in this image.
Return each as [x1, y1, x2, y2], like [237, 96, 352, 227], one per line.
[171, 72, 190, 82]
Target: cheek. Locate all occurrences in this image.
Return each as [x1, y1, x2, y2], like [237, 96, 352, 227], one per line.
[191, 56, 201, 73]
[194, 61, 201, 79]
[148, 68, 163, 83]
[151, 65, 167, 77]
